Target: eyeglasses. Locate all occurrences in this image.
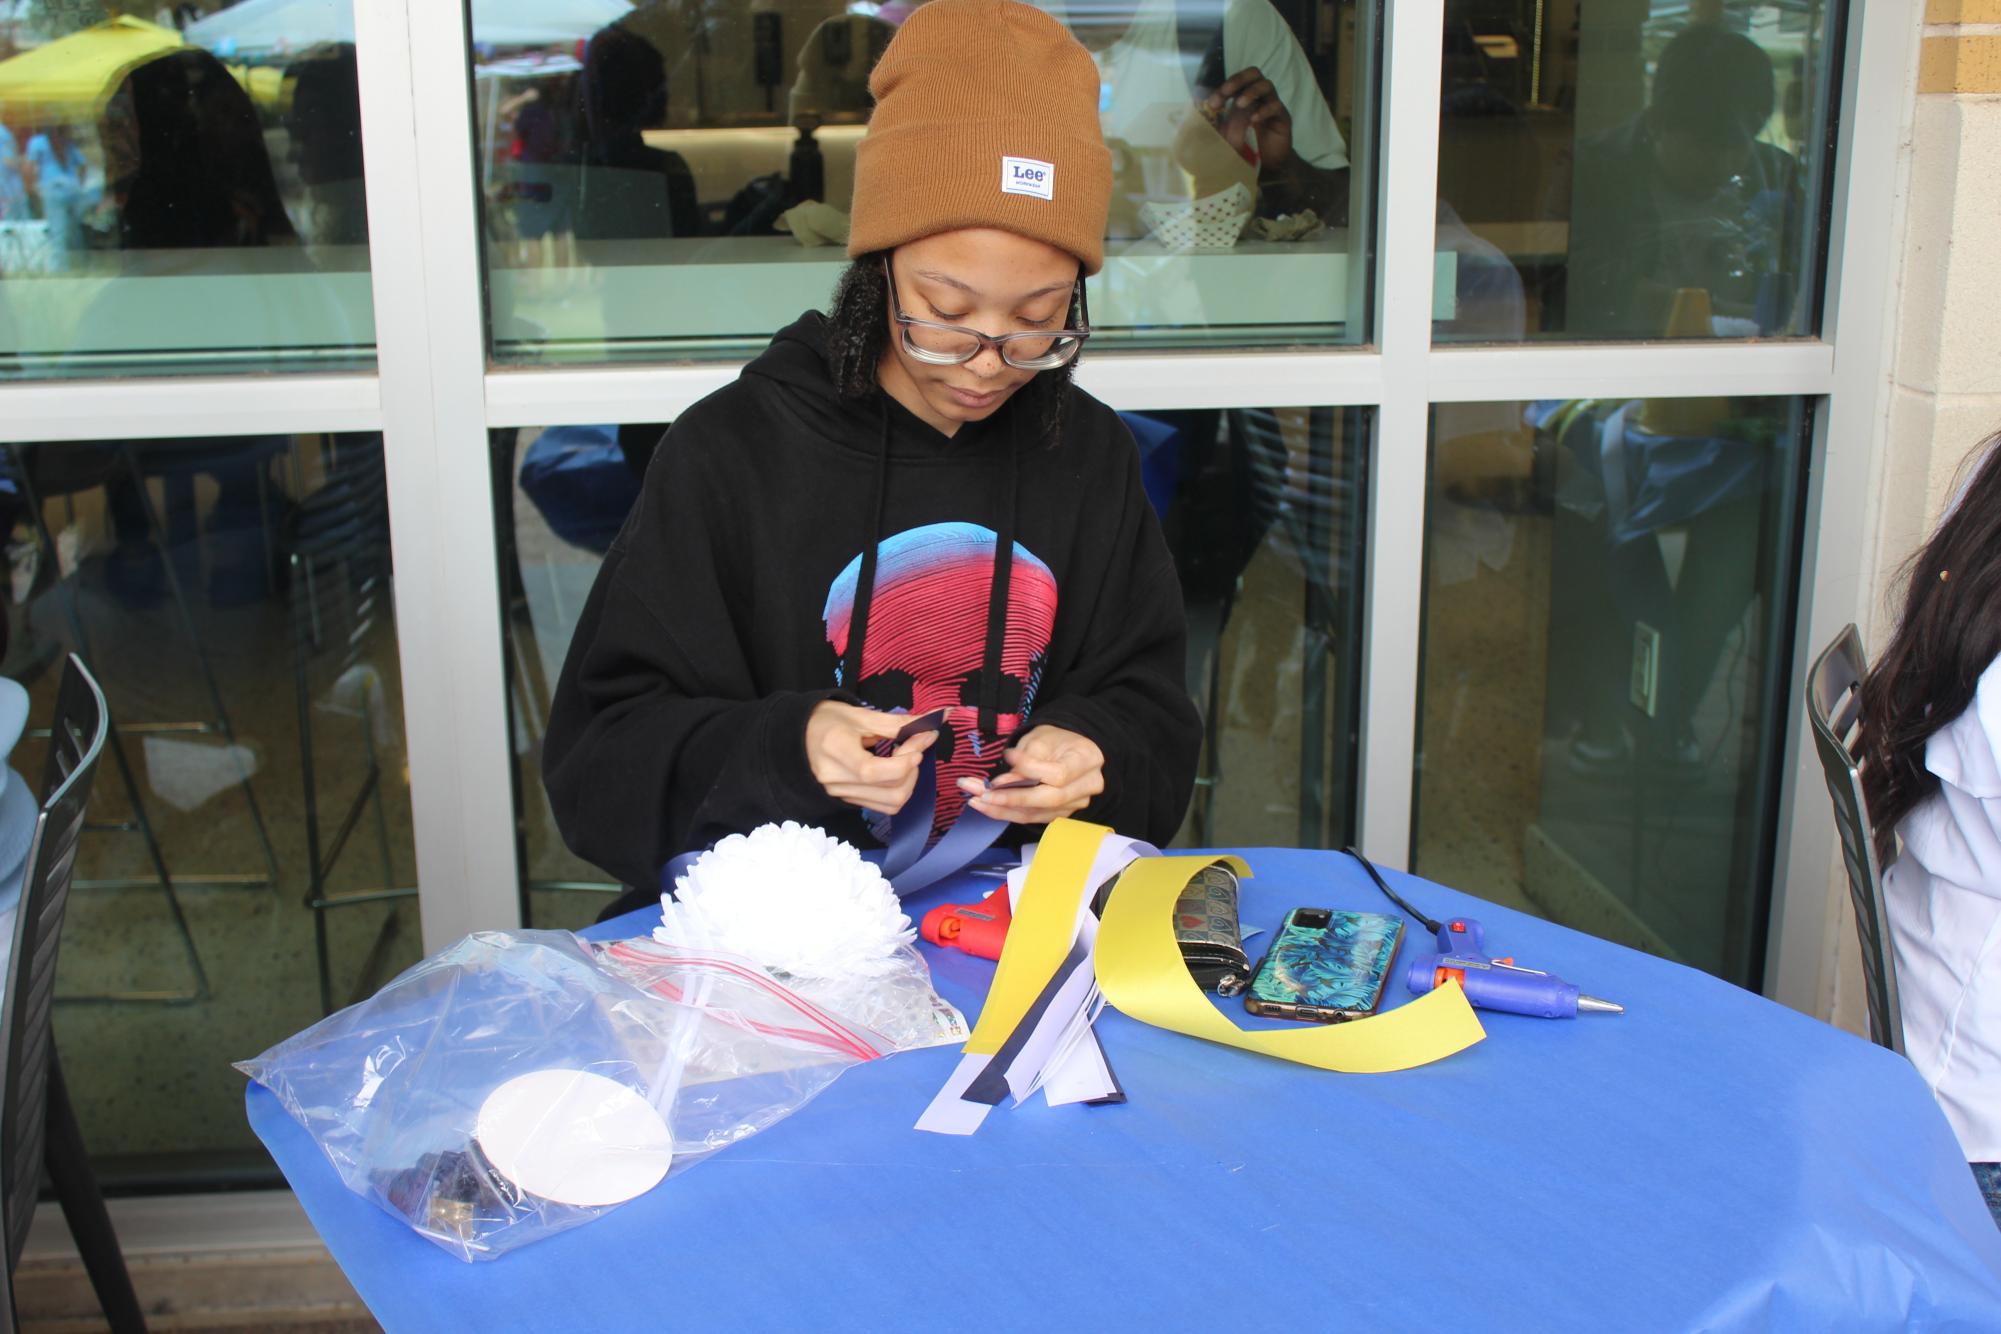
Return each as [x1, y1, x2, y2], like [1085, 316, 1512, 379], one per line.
[883, 259, 1092, 371]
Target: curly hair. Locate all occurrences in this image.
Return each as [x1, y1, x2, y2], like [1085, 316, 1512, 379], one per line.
[1859, 435, 2001, 863]
[824, 251, 1081, 446]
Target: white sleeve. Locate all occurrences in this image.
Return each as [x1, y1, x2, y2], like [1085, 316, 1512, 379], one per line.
[1910, 657, 2001, 901]
[1929, 658, 2001, 802]
[1224, 0, 1349, 170]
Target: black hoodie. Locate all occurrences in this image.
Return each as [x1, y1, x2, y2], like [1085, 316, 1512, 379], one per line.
[542, 312, 1201, 895]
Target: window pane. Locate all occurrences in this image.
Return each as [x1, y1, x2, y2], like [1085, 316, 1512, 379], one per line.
[475, 0, 1377, 364]
[1436, 3, 1839, 342]
[1, 433, 417, 1184]
[0, 7, 374, 378]
[1165, 405, 1368, 849]
[500, 405, 1365, 925]
[1413, 395, 1808, 988]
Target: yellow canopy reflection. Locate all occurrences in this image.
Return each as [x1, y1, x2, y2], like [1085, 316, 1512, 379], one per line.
[0, 16, 184, 121]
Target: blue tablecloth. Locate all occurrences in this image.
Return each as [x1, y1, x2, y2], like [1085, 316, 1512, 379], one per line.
[245, 850, 2001, 1331]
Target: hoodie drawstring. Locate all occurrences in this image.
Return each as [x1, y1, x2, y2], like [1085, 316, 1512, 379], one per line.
[978, 416, 1020, 742]
[843, 396, 1021, 759]
[840, 403, 893, 695]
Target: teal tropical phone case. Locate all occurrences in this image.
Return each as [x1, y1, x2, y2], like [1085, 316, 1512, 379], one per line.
[1247, 909, 1405, 1016]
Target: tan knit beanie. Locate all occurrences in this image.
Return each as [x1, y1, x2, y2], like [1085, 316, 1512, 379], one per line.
[848, 0, 1113, 274]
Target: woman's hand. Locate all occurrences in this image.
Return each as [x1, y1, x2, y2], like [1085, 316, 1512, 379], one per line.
[806, 702, 936, 815]
[958, 725, 1105, 825]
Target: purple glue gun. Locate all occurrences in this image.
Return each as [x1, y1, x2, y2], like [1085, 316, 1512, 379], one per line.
[1404, 917, 1624, 1019]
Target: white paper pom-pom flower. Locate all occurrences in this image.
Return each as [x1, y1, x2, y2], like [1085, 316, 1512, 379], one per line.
[655, 823, 915, 980]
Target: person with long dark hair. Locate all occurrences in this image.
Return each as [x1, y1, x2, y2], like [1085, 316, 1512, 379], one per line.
[95, 47, 300, 607]
[544, 0, 1201, 918]
[106, 48, 298, 250]
[1862, 435, 2001, 1226]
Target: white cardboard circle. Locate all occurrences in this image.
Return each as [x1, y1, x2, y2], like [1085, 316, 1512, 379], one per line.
[474, 1070, 673, 1207]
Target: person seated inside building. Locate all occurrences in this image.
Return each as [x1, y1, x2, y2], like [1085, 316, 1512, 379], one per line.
[1564, 24, 1805, 339]
[1047, 0, 1350, 228]
[570, 24, 701, 242]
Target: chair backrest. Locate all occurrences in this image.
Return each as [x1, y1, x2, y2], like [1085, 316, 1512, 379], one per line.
[0, 655, 107, 1269]
[286, 439, 391, 693]
[1805, 624, 1905, 1056]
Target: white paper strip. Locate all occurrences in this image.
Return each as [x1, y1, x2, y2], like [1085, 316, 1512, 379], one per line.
[1042, 1027, 1119, 1108]
[916, 832, 1155, 1133]
[914, 1053, 995, 1136]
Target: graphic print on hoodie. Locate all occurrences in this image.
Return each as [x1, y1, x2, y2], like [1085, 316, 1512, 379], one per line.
[823, 522, 1058, 838]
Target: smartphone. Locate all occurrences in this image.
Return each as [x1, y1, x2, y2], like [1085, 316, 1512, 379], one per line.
[1244, 908, 1405, 1023]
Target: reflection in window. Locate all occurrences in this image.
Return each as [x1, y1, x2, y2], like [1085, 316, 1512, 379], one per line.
[1152, 405, 1368, 850]
[499, 406, 1366, 926]
[0, 432, 417, 1184]
[1414, 395, 1808, 988]
[1059, 0, 1353, 238]
[476, 0, 1376, 363]
[1436, 2, 1836, 341]
[0, 6, 374, 376]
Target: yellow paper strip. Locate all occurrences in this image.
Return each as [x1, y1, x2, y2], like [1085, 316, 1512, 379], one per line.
[1095, 855, 1486, 1073]
[964, 819, 1111, 1056]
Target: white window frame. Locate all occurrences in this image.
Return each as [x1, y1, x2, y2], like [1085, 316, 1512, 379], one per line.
[0, 0, 1914, 1020]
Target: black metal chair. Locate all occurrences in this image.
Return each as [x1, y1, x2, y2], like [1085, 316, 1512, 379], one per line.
[3, 440, 291, 1003]
[0, 655, 146, 1331]
[282, 438, 414, 1014]
[1805, 623, 1906, 1056]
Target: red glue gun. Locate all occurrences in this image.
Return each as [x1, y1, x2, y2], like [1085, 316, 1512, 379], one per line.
[920, 889, 1013, 961]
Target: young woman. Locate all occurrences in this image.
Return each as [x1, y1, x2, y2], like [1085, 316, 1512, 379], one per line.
[1862, 435, 2001, 1225]
[544, 0, 1202, 916]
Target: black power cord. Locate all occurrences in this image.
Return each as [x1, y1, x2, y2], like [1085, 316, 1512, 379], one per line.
[1342, 846, 1441, 938]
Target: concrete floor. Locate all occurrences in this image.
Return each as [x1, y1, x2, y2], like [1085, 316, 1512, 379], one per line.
[17, 1193, 379, 1331]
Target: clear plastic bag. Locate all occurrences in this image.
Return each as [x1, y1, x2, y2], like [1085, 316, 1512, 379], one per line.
[239, 929, 966, 1261]
[600, 936, 969, 1058]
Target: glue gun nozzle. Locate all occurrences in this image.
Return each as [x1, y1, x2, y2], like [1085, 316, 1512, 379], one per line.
[1578, 995, 1624, 1015]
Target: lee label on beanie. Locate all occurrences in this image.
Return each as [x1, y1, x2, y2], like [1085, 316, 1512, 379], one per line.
[1001, 156, 1055, 201]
